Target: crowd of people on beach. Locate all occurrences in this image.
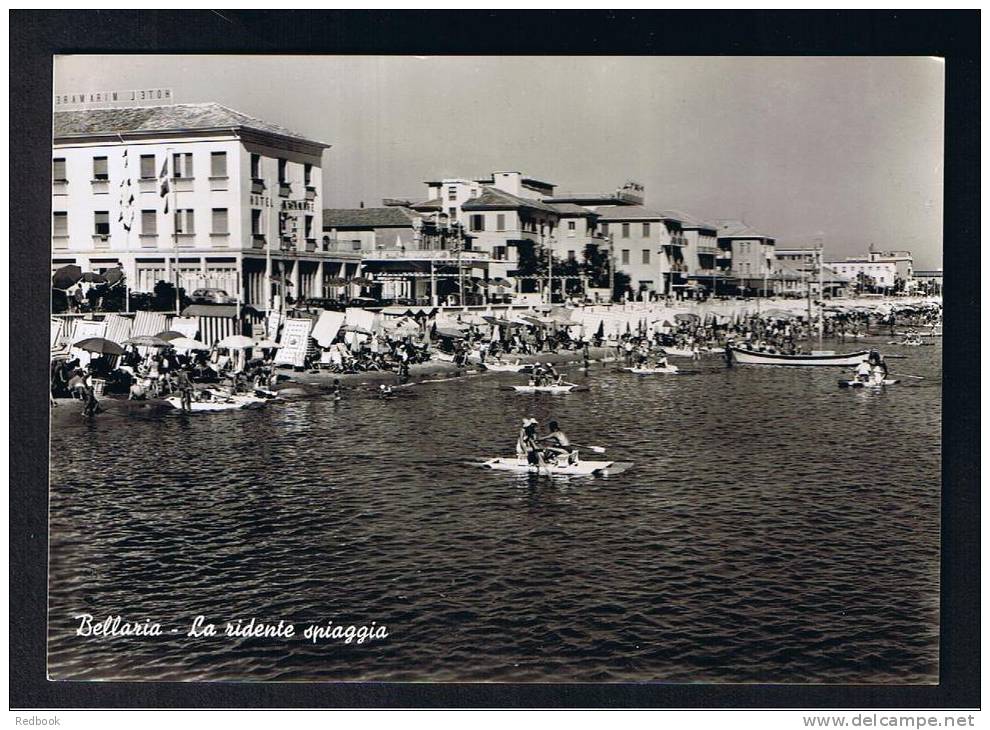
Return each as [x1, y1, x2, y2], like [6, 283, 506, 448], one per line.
[51, 299, 941, 417]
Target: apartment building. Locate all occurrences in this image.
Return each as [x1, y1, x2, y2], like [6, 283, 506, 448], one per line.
[716, 220, 777, 295]
[51, 102, 360, 308]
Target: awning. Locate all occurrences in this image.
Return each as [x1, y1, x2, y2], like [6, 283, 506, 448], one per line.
[381, 305, 438, 317]
[360, 260, 460, 275]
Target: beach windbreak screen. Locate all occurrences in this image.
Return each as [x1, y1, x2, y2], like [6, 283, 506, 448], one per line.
[48, 54, 942, 682]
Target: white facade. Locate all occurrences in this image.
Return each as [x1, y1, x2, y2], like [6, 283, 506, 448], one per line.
[827, 260, 898, 289]
[52, 105, 361, 307]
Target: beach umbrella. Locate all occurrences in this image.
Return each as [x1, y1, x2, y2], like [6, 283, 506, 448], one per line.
[169, 336, 210, 351]
[350, 276, 373, 287]
[325, 277, 348, 287]
[435, 327, 466, 339]
[155, 330, 185, 342]
[52, 264, 83, 290]
[103, 267, 125, 286]
[124, 335, 170, 348]
[80, 271, 107, 283]
[253, 338, 280, 349]
[674, 312, 700, 323]
[216, 334, 256, 349]
[73, 337, 125, 356]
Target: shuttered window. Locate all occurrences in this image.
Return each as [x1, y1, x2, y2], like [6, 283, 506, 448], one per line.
[94, 211, 110, 235]
[52, 158, 67, 181]
[470, 214, 485, 232]
[496, 214, 506, 231]
[210, 152, 227, 178]
[176, 209, 195, 234]
[642, 249, 650, 265]
[140, 155, 156, 179]
[141, 210, 157, 235]
[93, 157, 108, 180]
[172, 153, 193, 178]
[212, 208, 228, 234]
[642, 222, 650, 237]
[53, 211, 68, 235]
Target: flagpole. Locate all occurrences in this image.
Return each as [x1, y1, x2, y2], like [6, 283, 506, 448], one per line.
[172, 149, 180, 316]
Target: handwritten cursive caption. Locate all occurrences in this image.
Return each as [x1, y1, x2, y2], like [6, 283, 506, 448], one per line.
[74, 614, 389, 645]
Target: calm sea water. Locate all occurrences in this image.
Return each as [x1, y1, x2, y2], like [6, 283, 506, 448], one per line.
[48, 339, 941, 683]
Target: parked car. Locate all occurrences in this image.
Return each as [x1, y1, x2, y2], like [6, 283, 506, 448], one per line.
[190, 288, 236, 305]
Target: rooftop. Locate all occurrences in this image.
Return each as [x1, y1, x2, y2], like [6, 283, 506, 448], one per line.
[460, 186, 560, 214]
[716, 220, 774, 240]
[323, 207, 421, 229]
[595, 205, 678, 222]
[660, 209, 717, 231]
[53, 102, 330, 148]
[548, 202, 598, 217]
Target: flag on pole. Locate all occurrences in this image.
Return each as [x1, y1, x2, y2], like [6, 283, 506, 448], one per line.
[117, 148, 135, 231]
[158, 155, 170, 213]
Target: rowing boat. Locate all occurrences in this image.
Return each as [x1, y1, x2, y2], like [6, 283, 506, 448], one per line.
[621, 365, 680, 375]
[482, 362, 531, 373]
[482, 456, 615, 476]
[511, 383, 578, 394]
[166, 395, 267, 412]
[729, 346, 869, 367]
[838, 379, 900, 389]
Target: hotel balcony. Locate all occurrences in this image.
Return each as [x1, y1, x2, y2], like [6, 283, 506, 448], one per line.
[52, 235, 69, 251]
[251, 179, 266, 195]
[305, 186, 317, 201]
[91, 179, 109, 195]
[52, 179, 68, 196]
[91, 234, 110, 249]
[251, 234, 267, 250]
[697, 245, 718, 255]
[278, 182, 292, 198]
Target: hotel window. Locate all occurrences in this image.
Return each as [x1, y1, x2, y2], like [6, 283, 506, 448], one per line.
[567, 250, 576, 262]
[210, 152, 227, 178]
[251, 153, 262, 179]
[52, 158, 67, 182]
[621, 249, 630, 265]
[304, 164, 312, 186]
[448, 207, 457, 220]
[447, 186, 457, 200]
[642, 222, 650, 237]
[139, 154, 156, 179]
[251, 209, 263, 235]
[470, 188, 479, 198]
[211, 208, 228, 235]
[470, 214, 485, 232]
[141, 210, 157, 235]
[172, 153, 193, 178]
[621, 223, 630, 238]
[496, 214, 506, 231]
[52, 211, 68, 236]
[493, 246, 507, 260]
[92, 157, 108, 181]
[601, 222, 609, 235]
[642, 249, 650, 265]
[175, 209, 195, 234]
[567, 220, 576, 233]
[277, 158, 287, 183]
[94, 211, 109, 236]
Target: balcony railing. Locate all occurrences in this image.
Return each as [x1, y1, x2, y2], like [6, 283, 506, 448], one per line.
[252, 234, 267, 250]
[139, 234, 158, 249]
[91, 179, 109, 195]
[251, 179, 266, 194]
[52, 235, 69, 251]
[52, 180, 68, 196]
[278, 182, 291, 198]
[139, 178, 157, 194]
[305, 186, 317, 201]
[91, 234, 110, 249]
[361, 248, 491, 263]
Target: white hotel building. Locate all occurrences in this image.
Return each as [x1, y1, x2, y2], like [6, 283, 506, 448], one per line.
[51, 102, 361, 307]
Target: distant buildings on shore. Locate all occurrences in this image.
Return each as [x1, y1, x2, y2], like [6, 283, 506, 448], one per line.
[51, 100, 929, 307]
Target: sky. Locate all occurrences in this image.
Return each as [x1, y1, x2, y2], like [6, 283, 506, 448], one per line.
[54, 55, 944, 269]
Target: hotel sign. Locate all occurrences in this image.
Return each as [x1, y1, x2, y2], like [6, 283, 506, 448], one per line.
[54, 88, 174, 109]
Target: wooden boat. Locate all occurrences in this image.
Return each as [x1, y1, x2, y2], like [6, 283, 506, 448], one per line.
[482, 456, 616, 476]
[167, 390, 268, 412]
[729, 346, 869, 367]
[838, 378, 899, 389]
[621, 365, 680, 375]
[511, 383, 578, 394]
[482, 361, 531, 373]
